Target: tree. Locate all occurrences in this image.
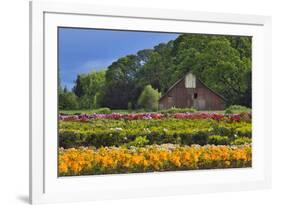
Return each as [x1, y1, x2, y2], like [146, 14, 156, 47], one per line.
[137, 42, 175, 93]
[59, 90, 78, 110]
[72, 75, 85, 97]
[170, 34, 252, 106]
[137, 85, 161, 111]
[192, 38, 250, 105]
[58, 71, 63, 95]
[103, 55, 141, 109]
[72, 70, 106, 109]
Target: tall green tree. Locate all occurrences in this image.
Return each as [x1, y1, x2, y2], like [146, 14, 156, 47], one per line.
[72, 70, 106, 109]
[59, 86, 79, 110]
[192, 38, 250, 105]
[103, 55, 141, 108]
[137, 85, 161, 111]
[137, 42, 175, 93]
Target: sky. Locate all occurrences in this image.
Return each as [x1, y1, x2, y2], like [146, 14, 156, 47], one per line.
[59, 28, 179, 89]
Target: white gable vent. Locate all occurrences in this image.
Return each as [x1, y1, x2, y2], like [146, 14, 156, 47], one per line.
[185, 73, 196, 88]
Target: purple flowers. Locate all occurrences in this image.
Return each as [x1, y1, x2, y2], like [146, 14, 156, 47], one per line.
[59, 112, 251, 122]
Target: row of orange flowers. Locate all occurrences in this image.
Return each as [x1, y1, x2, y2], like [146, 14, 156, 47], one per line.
[59, 144, 251, 176]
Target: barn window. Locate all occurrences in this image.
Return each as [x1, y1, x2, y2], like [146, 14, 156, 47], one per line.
[193, 93, 198, 99]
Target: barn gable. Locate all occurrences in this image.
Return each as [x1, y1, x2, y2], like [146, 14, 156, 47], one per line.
[159, 72, 226, 110]
[185, 73, 196, 88]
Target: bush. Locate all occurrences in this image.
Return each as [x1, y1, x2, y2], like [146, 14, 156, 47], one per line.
[235, 125, 252, 138]
[138, 85, 161, 111]
[59, 119, 252, 148]
[94, 107, 111, 114]
[231, 137, 252, 145]
[126, 136, 149, 147]
[225, 105, 250, 114]
[208, 135, 230, 145]
[59, 92, 79, 110]
[192, 131, 208, 145]
[160, 107, 197, 114]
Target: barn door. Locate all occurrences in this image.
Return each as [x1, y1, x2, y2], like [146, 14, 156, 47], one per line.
[198, 99, 206, 110]
[193, 99, 206, 110]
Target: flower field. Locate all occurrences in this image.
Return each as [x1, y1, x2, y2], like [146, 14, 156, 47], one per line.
[58, 112, 252, 176]
[59, 112, 251, 122]
[59, 144, 251, 176]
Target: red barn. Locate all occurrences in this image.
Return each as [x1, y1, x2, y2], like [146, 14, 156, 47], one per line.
[159, 73, 226, 110]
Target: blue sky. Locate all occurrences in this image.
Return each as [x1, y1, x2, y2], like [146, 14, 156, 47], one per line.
[59, 28, 179, 89]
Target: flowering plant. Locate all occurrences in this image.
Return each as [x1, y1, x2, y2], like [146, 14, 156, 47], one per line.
[59, 144, 252, 176]
[59, 112, 251, 122]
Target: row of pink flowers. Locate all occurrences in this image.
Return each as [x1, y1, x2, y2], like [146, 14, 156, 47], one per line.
[59, 112, 251, 122]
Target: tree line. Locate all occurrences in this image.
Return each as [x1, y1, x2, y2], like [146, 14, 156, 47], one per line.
[59, 33, 252, 110]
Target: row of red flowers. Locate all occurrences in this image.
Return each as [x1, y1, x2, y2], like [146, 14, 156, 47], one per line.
[59, 112, 251, 122]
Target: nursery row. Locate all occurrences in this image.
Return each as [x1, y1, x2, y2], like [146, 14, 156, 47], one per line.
[59, 119, 251, 148]
[59, 112, 251, 122]
[59, 144, 252, 176]
[59, 119, 251, 136]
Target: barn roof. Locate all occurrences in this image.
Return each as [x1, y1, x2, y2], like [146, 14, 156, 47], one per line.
[159, 72, 227, 102]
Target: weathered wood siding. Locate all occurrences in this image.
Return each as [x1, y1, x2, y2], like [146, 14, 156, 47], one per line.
[159, 77, 225, 110]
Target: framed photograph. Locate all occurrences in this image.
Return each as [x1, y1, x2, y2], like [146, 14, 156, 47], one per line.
[30, 1, 271, 204]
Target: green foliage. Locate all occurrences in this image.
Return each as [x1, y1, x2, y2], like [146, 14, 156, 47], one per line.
[191, 131, 208, 146]
[136, 43, 175, 94]
[231, 137, 252, 145]
[59, 119, 251, 148]
[59, 89, 78, 110]
[192, 38, 250, 106]
[72, 70, 106, 109]
[126, 136, 149, 147]
[137, 85, 161, 111]
[234, 124, 252, 137]
[208, 135, 230, 145]
[103, 55, 141, 109]
[94, 107, 112, 114]
[225, 105, 251, 114]
[160, 107, 197, 114]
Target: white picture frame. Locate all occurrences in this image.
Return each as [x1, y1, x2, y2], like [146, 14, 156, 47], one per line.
[29, 1, 272, 204]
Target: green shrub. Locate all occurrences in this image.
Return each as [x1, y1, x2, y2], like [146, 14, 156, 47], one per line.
[59, 119, 252, 148]
[225, 105, 251, 114]
[208, 135, 230, 145]
[191, 131, 208, 145]
[231, 137, 252, 145]
[235, 125, 252, 138]
[160, 107, 197, 114]
[137, 85, 161, 111]
[126, 136, 149, 147]
[95, 107, 111, 114]
[59, 130, 211, 148]
[59, 91, 79, 110]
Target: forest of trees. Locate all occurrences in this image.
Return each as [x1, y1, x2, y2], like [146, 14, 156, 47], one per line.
[59, 33, 252, 110]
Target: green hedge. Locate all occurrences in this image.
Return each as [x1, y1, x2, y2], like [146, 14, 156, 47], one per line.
[207, 135, 230, 145]
[59, 119, 251, 148]
[225, 105, 251, 114]
[59, 130, 210, 148]
[231, 137, 252, 145]
[159, 107, 197, 114]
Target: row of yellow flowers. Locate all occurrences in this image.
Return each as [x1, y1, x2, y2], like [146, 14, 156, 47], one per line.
[59, 144, 251, 176]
